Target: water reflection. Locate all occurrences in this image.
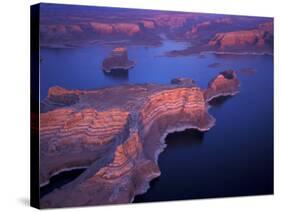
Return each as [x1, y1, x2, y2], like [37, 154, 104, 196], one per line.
[103, 68, 129, 80]
[134, 129, 204, 203]
[165, 129, 204, 148]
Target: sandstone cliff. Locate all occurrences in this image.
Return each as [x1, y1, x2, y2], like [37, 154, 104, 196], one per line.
[102, 47, 135, 73]
[208, 21, 273, 53]
[39, 72, 239, 208]
[40, 4, 273, 55]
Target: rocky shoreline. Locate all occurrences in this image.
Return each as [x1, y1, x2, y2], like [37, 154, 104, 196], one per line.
[39, 70, 239, 208]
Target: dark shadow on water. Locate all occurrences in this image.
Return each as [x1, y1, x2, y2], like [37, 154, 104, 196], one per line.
[103, 69, 129, 79]
[40, 168, 86, 198]
[165, 129, 204, 148]
[134, 129, 204, 203]
[208, 95, 233, 107]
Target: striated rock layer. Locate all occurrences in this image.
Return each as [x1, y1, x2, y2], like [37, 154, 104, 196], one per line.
[40, 71, 239, 208]
[102, 47, 135, 73]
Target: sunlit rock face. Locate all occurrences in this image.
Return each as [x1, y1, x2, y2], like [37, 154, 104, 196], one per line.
[90, 22, 141, 36]
[208, 22, 273, 53]
[166, 18, 273, 56]
[40, 108, 130, 186]
[39, 72, 239, 208]
[204, 70, 240, 101]
[102, 47, 135, 73]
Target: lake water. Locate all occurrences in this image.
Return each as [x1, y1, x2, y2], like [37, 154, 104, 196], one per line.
[40, 40, 273, 201]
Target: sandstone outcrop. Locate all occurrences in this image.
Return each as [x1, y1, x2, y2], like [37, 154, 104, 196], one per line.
[166, 17, 273, 56]
[209, 30, 268, 49]
[207, 20, 273, 53]
[204, 70, 239, 101]
[90, 22, 141, 36]
[39, 72, 239, 208]
[102, 47, 135, 73]
[40, 4, 273, 54]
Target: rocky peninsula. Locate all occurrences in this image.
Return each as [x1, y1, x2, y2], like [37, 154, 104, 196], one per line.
[102, 47, 135, 74]
[40, 71, 239, 208]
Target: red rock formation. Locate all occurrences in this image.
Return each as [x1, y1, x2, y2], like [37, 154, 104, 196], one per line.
[102, 47, 135, 73]
[39, 4, 273, 53]
[90, 22, 113, 34]
[114, 23, 141, 35]
[208, 21, 273, 52]
[167, 19, 273, 56]
[204, 70, 240, 101]
[186, 21, 212, 37]
[209, 30, 265, 49]
[90, 22, 141, 36]
[152, 14, 191, 29]
[66, 25, 83, 33]
[185, 17, 233, 38]
[39, 73, 239, 208]
[40, 108, 130, 186]
[140, 20, 155, 29]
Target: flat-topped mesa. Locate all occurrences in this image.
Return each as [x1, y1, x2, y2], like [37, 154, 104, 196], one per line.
[204, 70, 240, 102]
[40, 73, 239, 208]
[40, 86, 82, 113]
[102, 47, 135, 73]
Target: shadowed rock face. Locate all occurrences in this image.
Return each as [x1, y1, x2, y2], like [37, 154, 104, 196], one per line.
[39, 72, 239, 208]
[102, 47, 135, 73]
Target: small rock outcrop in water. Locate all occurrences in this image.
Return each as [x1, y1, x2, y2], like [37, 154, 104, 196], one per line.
[204, 70, 239, 101]
[39, 72, 239, 208]
[171, 78, 197, 87]
[102, 47, 135, 73]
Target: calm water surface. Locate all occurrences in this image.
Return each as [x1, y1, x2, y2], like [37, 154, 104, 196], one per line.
[40, 40, 273, 201]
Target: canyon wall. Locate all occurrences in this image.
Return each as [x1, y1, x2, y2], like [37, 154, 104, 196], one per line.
[39, 71, 239, 208]
[40, 4, 273, 55]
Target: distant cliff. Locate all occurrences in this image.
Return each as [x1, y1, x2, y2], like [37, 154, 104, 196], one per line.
[167, 21, 273, 56]
[40, 4, 273, 56]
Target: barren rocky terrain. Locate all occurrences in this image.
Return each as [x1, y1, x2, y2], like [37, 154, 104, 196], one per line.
[40, 71, 239, 208]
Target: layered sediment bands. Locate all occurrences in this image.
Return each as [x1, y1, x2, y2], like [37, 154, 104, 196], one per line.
[166, 19, 273, 56]
[204, 70, 240, 101]
[102, 47, 135, 73]
[41, 86, 82, 112]
[207, 21, 273, 54]
[208, 26, 273, 51]
[40, 108, 130, 186]
[40, 73, 239, 208]
[138, 87, 215, 165]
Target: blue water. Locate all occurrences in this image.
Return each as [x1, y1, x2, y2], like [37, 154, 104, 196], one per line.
[41, 40, 213, 98]
[135, 54, 273, 201]
[40, 40, 273, 201]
